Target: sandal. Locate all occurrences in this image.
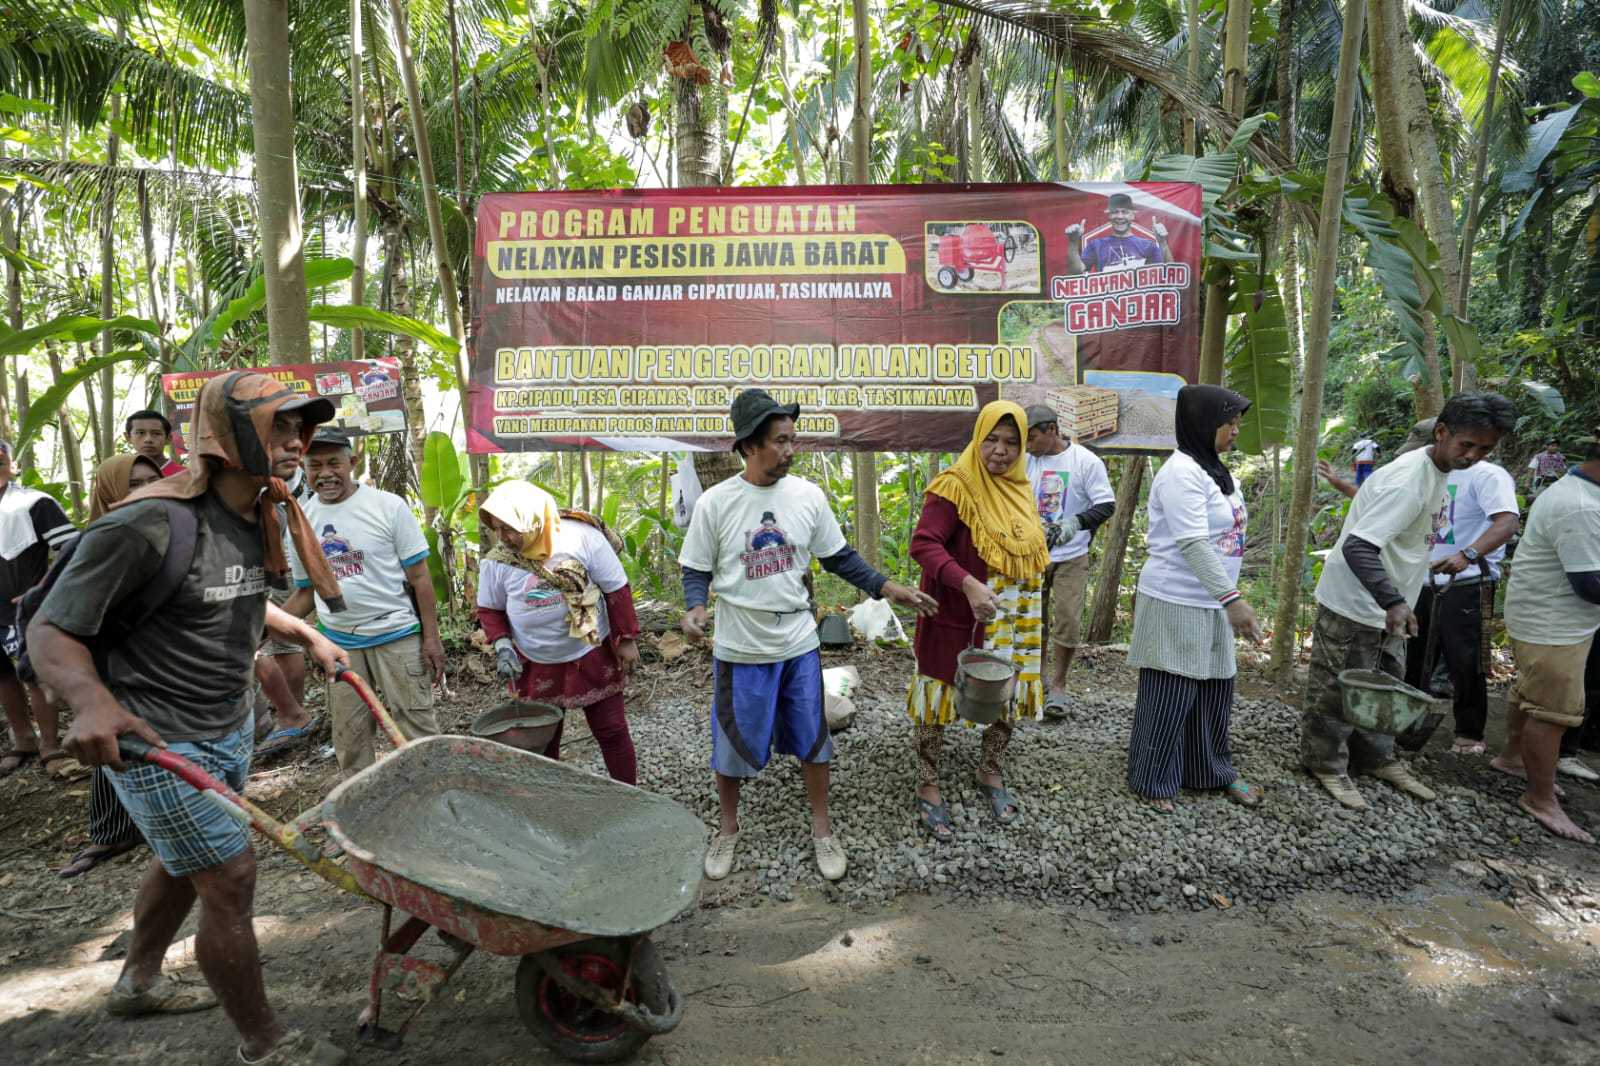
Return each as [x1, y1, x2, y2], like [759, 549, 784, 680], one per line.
[255, 720, 319, 760]
[974, 779, 1020, 825]
[40, 750, 89, 782]
[0, 750, 38, 778]
[1137, 794, 1176, 813]
[106, 974, 218, 1017]
[1452, 738, 1487, 756]
[1225, 780, 1265, 808]
[57, 840, 141, 879]
[1043, 691, 1072, 720]
[915, 796, 955, 841]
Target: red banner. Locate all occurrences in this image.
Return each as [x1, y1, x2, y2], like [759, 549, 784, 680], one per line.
[471, 182, 1201, 453]
[161, 359, 406, 455]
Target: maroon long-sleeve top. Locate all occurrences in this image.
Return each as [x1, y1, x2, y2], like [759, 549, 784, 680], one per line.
[910, 494, 990, 686]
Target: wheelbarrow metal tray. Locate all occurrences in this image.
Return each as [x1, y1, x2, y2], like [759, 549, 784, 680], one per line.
[323, 736, 704, 943]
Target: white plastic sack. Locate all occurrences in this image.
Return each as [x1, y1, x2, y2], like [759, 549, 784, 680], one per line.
[848, 598, 908, 644]
[822, 665, 860, 699]
[824, 694, 856, 733]
[669, 454, 703, 530]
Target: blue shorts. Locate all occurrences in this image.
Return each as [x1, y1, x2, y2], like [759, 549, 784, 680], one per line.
[110, 717, 254, 877]
[711, 650, 831, 777]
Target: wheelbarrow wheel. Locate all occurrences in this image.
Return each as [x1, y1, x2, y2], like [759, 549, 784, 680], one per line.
[936, 266, 958, 289]
[516, 937, 671, 1063]
[1003, 234, 1017, 262]
[958, 266, 975, 281]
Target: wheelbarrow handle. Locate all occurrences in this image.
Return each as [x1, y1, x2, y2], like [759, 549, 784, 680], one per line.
[334, 667, 410, 751]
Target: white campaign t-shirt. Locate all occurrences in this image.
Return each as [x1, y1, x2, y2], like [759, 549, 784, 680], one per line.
[1027, 444, 1115, 563]
[290, 484, 430, 647]
[1505, 473, 1600, 645]
[1137, 451, 1247, 610]
[678, 474, 846, 664]
[1427, 461, 1518, 586]
[1352, 439, 1379, 463]
[1316, 447, 1447, 629]
[477, 521, 628, 664]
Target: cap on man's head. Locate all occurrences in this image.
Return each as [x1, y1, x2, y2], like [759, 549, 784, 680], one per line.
[1547, 437, 1561, 445]
[309, 425, 353, 451]
[1107, 193, 1134, 210]
[1024, 404, 1059, 429]
[729, 388, 800, 450]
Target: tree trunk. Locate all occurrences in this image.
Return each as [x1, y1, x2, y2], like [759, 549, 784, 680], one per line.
[850, 0, 881, 568]
[349, 0, 369, 358]
[1053, 72, 1070, 179]
[779, 30, 808, 184]
[244, 0, 312, 363]
[136, 172, 166, 345]
[386, 0, 476, 482]
[45, 341, 87, 519]
[0, 190, 19, 442]
[1456, 0, 1513, 311]
[1366, 0, 1445, 415]
[671, 6, 729, 189]
[1086, 456, 1145, 643]
[97, 30, 123, 460]
[1269, 0, 1366, 678]
[965, 45, 982, 183]
[387, 227, 430, 511]
[1276, 0, 1303, 381]
[1372, 0, 1470, 392]
[1183, 0, 1200, 154]
[1197, 0, 1251, 386]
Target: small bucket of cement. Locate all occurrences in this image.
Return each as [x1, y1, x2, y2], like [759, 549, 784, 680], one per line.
[470, 700, 564, 754]
[1335, 669, 1440, 737]
[954, 648, 1016, 725]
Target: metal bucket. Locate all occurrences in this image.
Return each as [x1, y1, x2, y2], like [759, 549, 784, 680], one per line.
[1335, 669, 1442, 736]
[954, 648, 1016, 725]
[470, 700, 565, 754]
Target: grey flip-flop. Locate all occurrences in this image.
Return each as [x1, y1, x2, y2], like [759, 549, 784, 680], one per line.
[915, 796, 955, 841]
[975, 781, 1020, 825]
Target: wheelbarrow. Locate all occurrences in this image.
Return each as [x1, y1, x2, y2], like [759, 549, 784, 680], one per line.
[118, 668, 703, 1063]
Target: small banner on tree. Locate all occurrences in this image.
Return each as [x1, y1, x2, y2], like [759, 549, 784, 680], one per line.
[471, 183, 1201, 453]
[161, 358, 407, 455]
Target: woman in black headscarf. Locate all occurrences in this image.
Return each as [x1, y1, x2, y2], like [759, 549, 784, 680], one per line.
[1125, 385, 1266, 810]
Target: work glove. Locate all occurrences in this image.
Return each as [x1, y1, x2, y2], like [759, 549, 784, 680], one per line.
[493, 638, 521, 682]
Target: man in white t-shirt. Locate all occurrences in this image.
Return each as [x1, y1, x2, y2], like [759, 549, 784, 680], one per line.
[1493, 437, 1600, 843]
[1023, 405, 1115, 718]
[1351, 438, 1380, 486]
[1301, 393, 1517, 809]
[680, 389, 934, 883]
[284, 427, 443, 774]
[1526, 438, 1567, 496]
[1402, 459, 1519, 755]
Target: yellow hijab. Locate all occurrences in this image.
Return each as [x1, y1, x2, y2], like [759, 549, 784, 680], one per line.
[925, 400, 1048, 579]
[480, 481, 560, 562]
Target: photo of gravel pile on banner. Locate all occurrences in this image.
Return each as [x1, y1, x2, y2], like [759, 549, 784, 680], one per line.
[471, 182, 1201, 454]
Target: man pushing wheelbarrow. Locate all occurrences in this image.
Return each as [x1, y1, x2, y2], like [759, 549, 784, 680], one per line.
[30, 373, 354, 1064]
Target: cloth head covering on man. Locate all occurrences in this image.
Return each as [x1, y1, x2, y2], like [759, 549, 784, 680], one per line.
[924, 399, 1048, 579]
[115, 371, 345, 612]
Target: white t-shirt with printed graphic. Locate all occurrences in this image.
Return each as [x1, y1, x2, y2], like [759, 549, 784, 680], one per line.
[477, 521, 628, 664]
[1505, 473, 1600, 645]
[1026, 444, 1115, 563]
[1316, 447, 1447, 629]
[1426, 461, 1518, 586]
[290, 484, 430, 647]
[1352, 439, 1379, 463]
[678, 474, 846, 664]
[1136, 451, 1247, 610]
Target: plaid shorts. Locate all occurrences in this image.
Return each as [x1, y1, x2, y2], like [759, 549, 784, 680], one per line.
[109, 716, 254, 877]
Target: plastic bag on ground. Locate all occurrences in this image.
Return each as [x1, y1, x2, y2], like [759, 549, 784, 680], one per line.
[823, 665, 860, 699]
[848, 598, 908, 644]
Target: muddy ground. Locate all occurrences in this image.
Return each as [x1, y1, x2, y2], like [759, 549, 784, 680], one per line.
[3, 640, 1600, 1065]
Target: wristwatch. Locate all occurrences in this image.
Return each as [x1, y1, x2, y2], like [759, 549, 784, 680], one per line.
[1461, 547, 1481, 565]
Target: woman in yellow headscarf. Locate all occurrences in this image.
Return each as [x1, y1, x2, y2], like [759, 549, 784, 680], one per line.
[476, 481, 641, 783]
[907, 401, 1049, 838]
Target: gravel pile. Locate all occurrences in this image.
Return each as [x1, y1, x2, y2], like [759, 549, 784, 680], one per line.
[576, 655, 1559, 913]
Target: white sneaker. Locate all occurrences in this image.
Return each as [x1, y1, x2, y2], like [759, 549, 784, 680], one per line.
[1557, 757, 1600, 783]
[813, 835, 847, 881]
[703, 831, 739, 880]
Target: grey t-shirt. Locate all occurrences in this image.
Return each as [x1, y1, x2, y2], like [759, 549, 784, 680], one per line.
[37, 491, 268, 741]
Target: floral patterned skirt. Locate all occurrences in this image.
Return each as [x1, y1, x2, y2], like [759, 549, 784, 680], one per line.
[906, 572, 1044, 726]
